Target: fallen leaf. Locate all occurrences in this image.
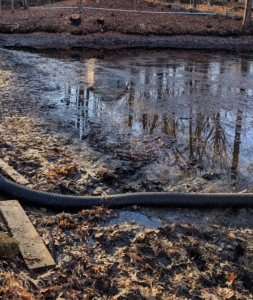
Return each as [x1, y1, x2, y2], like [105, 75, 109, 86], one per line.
[145, 262, 153, 269]
[38, 269, 55, 279]
[103, 281, 109, 290]
[131, 252, 143, 261]
[60, 164, 77, 175]
[59, 219, 67, 226]
[97, 167, 106, 175]
[150, 242, 159, 256]
[112, 290, 126, 299]
[217, 287, 235, 299]
[59, 219, 76, 228]
[201, 289, 219, 300]
[24, 255, 39, 261]
[226, 272, 236, 285]
[46, 170, 59, 179]
[93, 266, 100, 272]
[174, 276, 188, 293]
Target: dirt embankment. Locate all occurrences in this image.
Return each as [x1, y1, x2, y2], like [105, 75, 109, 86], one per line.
[0, 0, 253, 49]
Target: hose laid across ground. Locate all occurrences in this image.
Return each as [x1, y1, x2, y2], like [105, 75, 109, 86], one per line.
[0, 174, 253, 208]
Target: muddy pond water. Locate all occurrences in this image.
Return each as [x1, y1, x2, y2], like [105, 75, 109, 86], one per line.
[1, 48, 253, 194]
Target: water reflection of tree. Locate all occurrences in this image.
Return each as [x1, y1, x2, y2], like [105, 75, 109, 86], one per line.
[61, 54, 249, 180]
[209, 112, 228, 171]
[62, 84, 102, 136]
[230, 57, 250, 180]
[231, 109, 242, 180]
[171, 108, 229, 173]
[127, 81, 135, 128]
[156, 56, 230, 174]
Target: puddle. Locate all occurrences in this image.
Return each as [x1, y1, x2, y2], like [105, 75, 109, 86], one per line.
[1, 48, 253, 192]
[87, 235, 95, 247]
[106, 211, 162, 228]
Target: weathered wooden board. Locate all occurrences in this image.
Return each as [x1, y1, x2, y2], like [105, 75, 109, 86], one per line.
[0, 200, 55, 272]
[0, 159, 30, 186]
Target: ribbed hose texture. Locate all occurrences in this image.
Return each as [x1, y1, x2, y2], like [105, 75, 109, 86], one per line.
[0, 174, 253, 208]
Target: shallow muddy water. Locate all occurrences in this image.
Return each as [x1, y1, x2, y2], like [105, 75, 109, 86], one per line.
[1, 48, 253, 194]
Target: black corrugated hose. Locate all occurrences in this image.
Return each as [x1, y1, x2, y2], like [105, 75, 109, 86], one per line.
[0, 174, 252, 208]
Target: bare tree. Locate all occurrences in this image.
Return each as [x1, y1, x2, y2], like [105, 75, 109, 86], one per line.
[242, 0, 253, 29]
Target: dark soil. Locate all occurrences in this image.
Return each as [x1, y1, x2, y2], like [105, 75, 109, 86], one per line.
[0, 0, 252, 41]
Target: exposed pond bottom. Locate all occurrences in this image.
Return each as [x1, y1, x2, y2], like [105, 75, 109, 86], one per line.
[1, 47, 253, 200]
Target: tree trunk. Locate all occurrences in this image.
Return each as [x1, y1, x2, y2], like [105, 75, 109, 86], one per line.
[0, 0, 1, 17]
[22, 0, 28, 9]
[79, 0, 83, 12]
[193, 0, 197, 8]
[242, 0, 253, 30]
[11, 0, 14, 13]
[22, 0, 26, 9]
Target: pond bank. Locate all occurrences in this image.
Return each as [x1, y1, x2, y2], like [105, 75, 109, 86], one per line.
[1, 26, 253, 299]
[1, 47, 253, 196]
[1, 32, 253, 50]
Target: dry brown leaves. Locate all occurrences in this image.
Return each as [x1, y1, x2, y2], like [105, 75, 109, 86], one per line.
[46, 164, 78, 179]
[0, 214, 253, 299]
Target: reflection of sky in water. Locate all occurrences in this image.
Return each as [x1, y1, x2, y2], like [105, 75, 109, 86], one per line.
[107, 211, 161, 228]
[55, 52, 253, 182]
[1, 49, 253, 185]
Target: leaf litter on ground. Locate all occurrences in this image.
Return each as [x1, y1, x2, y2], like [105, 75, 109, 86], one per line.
[0, 204, 252, 299]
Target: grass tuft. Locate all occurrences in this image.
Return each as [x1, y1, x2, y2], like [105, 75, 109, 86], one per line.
[0, 232, 19, 257]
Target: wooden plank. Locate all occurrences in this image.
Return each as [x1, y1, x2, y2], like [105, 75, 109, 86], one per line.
[0, 158, 30, 186]
[0, 200, 55, 272]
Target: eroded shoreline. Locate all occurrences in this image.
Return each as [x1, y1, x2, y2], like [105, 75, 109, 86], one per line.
[1, 32, 253, 50]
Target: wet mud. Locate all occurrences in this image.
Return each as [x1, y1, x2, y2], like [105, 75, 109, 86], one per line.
[1, 47, 253, 195]
[2, 33, 253, 50]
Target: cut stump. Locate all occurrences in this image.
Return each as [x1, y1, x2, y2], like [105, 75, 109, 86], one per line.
[97, 17, 105, 26]
[70, 14, 81, 26]
[0, 200, 55, 272]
